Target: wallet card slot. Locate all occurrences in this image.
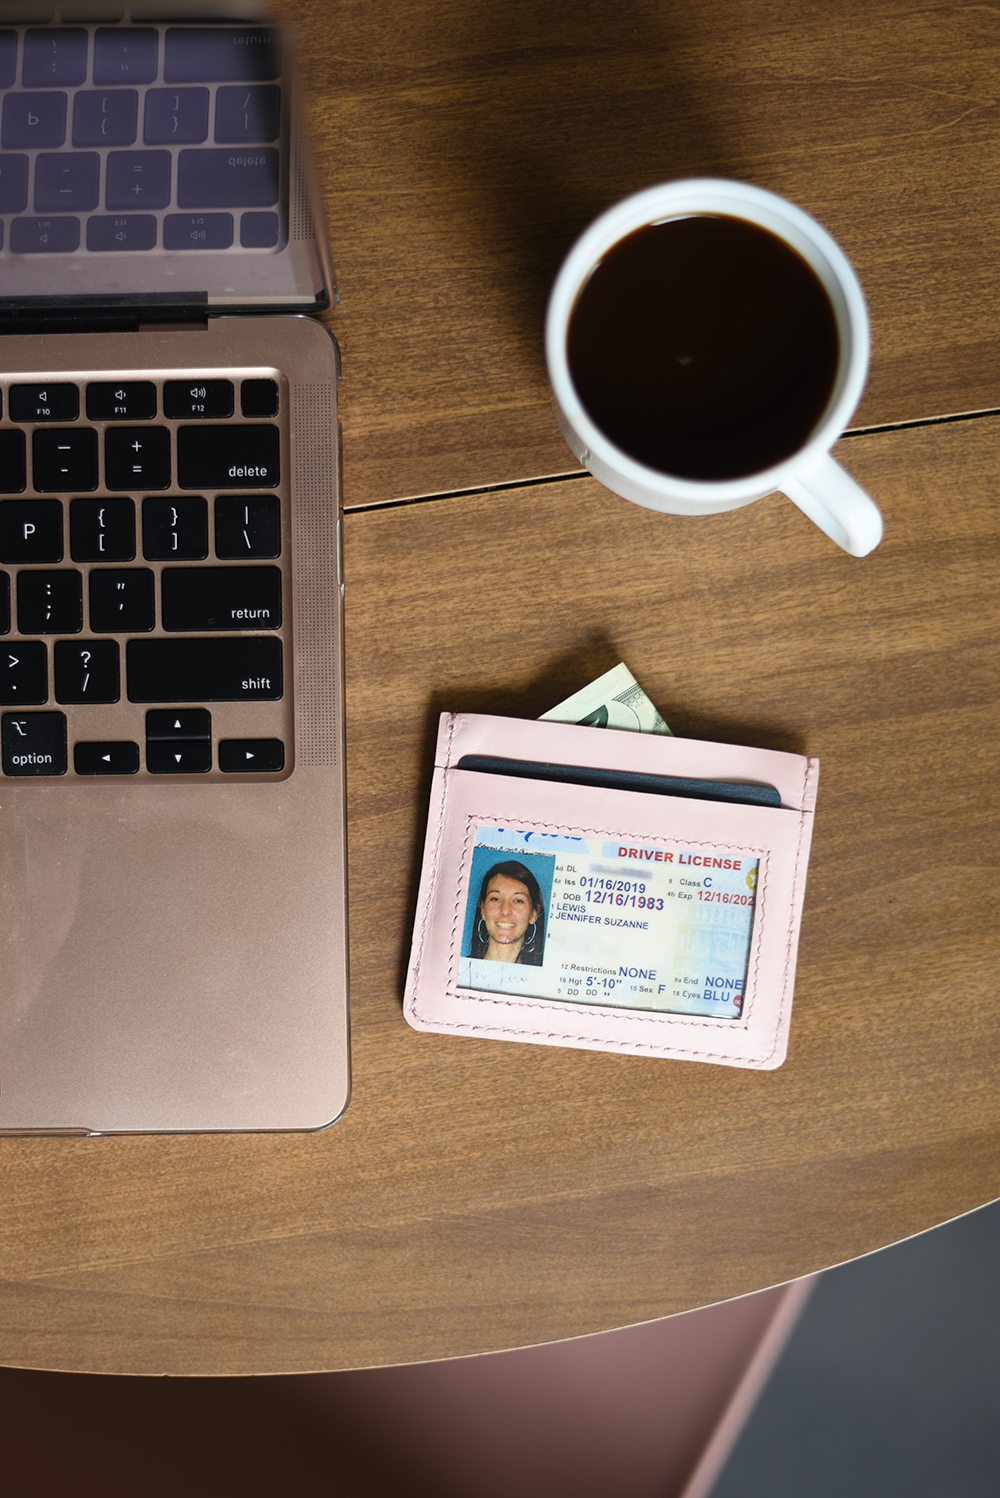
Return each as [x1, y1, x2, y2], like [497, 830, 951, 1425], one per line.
[456, 754, 782, 808]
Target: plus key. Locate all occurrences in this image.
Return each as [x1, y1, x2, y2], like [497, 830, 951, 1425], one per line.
[105, 427, 171, 489]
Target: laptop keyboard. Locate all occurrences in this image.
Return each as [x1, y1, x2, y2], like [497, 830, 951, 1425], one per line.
[0, 371, 292, 779]
[0, 23, 284, 255]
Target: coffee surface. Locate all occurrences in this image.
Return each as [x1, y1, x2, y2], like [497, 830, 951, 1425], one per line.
[567, 215, 840, 480]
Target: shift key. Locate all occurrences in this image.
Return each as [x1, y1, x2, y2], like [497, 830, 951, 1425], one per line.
[127, 636, 281, 701]
[178, 424, 278, 489]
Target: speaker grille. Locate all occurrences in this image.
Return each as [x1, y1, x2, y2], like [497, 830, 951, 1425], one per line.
[291, 131, 317, 242]
[293, 383, 340, 766]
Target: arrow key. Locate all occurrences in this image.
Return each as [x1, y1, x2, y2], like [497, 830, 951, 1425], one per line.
[219, 737, 283, 773]
[74, 741, 139, 776]
[145, 707, 210, 741]
[146, 740, 211, 774]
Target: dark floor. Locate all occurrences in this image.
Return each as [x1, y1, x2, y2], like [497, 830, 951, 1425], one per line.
[710, 1197, 1000, 1498]
[2, 1198, 998, 1495]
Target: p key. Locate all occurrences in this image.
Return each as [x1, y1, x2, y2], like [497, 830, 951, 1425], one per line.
[0, 500, 63, 563]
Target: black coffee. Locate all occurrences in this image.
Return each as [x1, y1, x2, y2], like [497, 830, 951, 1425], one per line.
[566, 215, 839, 480]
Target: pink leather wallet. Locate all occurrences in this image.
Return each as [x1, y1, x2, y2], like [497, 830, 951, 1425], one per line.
[404, 713, 819, 1069]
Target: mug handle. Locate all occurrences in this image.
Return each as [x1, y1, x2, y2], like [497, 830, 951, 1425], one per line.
[782, 453, 883, 557]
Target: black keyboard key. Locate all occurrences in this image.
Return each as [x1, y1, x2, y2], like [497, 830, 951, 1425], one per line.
[164, 380, 234, 420]
[34, 151, 100, 212]
[162, 565, 281, 632]
[164, 28, 282, 83]
[177, 147, 278, 208]
[105, 427, 170, 490]
[144, 86, 209, 144]
[215, 85, 280, 143]
[87, 381, 157, 421]
[2, 711, 66, 776]
[0, 153, 28, 213]
[23, 29, 87, 88]
[177, 425, 278, 489]
[75, 740, 139, 776]
[142, 496, 208, 560]
[127, 636, 282, 702]
[70, 498, 136, 562]
[0, 500, 63, 562]
[10, 383, 79, 422]
[89, 569, 155, 633]
[55, 639, 119, 703]
[2, 92, 66, 149]
[87, 214, 157, 252]
[0, 31, 15, 89]
[17, 570, 83, 635]
[163, 212, 233, 250]
[220, 738, 284, 773]
[146, 708, 211, 741]
[11, 216, 80, 254]
[93, 28, 158, 86]
[215, 495, 280, 558]
[1, 643, 47, 704]
[0, 430, 27, 493]
[0, 571, 7, 633]
[240, 211, 278, 249]
[106, 149, 171, 210]
[241, 379, 279, 417]
[147, 740, 212, 774]
[73, 89, 138, 146]
[33, 427, 97, 490]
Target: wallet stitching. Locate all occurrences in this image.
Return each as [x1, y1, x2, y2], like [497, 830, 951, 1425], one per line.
[736, 845, 769, 1027]
[408, 715, 458, 1000]
[433, 807, 776, 1060]
[755, 757, 813, 1066]
[416, 1012, 770, 1063]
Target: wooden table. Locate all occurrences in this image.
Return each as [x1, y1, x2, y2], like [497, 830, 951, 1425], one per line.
[289, 0, 1000, 506]
[2, 1, 999, 1377]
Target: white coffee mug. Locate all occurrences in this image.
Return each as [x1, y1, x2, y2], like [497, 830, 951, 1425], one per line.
[545, 179, 883, 557]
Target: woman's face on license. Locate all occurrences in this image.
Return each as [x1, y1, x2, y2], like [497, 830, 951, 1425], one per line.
[480, 875, 539, 946]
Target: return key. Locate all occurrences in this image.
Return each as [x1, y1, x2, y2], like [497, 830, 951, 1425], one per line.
[161, 566, 281, 631]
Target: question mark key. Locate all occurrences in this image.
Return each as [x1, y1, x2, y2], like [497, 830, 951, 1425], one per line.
[53, 640, 121, 704]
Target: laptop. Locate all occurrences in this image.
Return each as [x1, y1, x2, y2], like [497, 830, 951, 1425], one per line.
[0, 0, 349, 1133]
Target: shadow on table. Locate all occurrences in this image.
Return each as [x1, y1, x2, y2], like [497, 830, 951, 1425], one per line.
[442, 0, 742, 339]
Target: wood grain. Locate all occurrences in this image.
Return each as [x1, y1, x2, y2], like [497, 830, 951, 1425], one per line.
[275, 0, 1000, 504]
[0, 417, 996, 1376]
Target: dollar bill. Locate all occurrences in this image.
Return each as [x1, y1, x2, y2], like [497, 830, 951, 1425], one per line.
[540, 661, 672, 735]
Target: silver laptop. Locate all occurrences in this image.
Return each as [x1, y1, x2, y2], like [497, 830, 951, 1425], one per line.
[0, 0, 349, 1133]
